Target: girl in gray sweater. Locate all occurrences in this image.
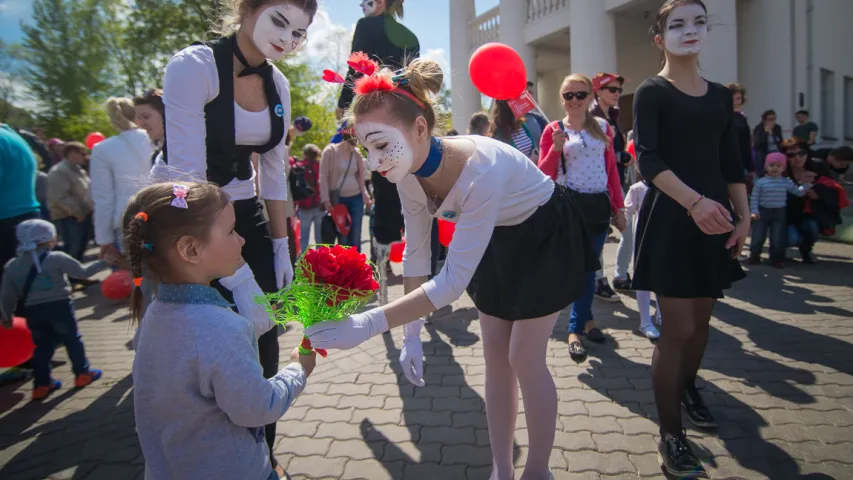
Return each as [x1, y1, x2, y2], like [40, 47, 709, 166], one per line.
[122, 182, 315, 480]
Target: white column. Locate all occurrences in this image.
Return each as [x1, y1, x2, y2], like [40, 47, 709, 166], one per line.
[500, 0, 536, 83]
[569, 0, 617, 76]
[699, 0, 738, 84]
[449, 0, 481, 132]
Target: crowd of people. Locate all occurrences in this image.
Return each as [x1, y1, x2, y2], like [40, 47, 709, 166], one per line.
[0, 0, 851, 479]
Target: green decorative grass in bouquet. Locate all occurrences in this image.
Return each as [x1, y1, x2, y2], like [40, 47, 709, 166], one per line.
[261, 245, 380, 357]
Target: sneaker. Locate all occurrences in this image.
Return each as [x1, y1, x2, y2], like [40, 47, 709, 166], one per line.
[74, 369, 102, 389]
[682, 384, 717, 428]
[32, 379, 61, 401]
[594, 278, 620, 303]
[658, 431, 707, 478]
[612, 275, 632, 291]
[640, 323, 660, 339]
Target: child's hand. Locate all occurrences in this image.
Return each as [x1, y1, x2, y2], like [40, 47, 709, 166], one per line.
[289, 346, 317, 377]
[751, 213, 760, 221]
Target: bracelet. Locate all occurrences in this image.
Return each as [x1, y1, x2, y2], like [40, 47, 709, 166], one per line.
[687, 195, 705, 217]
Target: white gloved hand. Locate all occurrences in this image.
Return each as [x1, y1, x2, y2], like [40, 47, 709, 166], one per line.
[219, 264, 275, 337]
[272, 237, 294, 290]
[304, 307, 389, 350]
[400, 319, 425, 386]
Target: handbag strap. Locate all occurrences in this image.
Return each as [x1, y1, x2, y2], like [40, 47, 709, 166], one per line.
[20, 251, 49, 307]
[557, 121, 567, 175]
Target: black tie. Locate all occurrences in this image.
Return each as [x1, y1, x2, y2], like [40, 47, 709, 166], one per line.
[232, 36, 269, 78]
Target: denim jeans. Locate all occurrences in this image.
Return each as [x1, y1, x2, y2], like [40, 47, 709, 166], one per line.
[56, 215, 91, 261]
[750, 207, 787, 262]
[787, 217, 820, 254]
[297, 207, 325, 252]
[569, 229, 609, 333]
[25, 299, 90, 387]
[337, 195, 364, 251]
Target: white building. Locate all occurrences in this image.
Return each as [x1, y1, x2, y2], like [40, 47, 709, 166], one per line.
[450, 0, 853, 145]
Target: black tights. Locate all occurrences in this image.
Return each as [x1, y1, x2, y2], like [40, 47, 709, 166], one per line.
[652, 297, 716, 437]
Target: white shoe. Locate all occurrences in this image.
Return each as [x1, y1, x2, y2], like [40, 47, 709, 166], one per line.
[641, 324, 660, 339]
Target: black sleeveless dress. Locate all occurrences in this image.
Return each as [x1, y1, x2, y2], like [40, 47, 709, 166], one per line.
[632, 77, 746, 299]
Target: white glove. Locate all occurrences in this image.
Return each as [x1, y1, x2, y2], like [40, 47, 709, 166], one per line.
[272, 237, 294, 290]
[219, 264, 275, 338]
[304, 307, 389, 350]
[400, 319, 425, 386]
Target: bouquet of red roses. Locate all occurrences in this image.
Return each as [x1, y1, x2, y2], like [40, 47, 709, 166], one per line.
[261, 245, 379, 357]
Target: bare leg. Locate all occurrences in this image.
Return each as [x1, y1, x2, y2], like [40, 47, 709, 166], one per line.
[509, 312, 560, 480]
[480, 312, 517, 480]
[372, 239, 390, 306]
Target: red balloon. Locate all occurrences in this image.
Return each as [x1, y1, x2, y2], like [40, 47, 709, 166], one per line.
[469, 43, 528, 100]
[101, 270, 133, 300]
[389, 239, 406, 263]
[437, 220, 456, 248]
[85, 132, 106, 149]
[0, 317, 35, 368]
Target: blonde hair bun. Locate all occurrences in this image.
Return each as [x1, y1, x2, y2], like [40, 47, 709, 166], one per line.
[106, 97, 138, 132]
[405, 58, 444, 103]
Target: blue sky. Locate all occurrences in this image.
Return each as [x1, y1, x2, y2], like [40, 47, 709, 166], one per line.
[0, 0, 500, 52]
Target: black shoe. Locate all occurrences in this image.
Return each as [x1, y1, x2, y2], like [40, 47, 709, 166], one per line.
[584, 327, 606, 344]
[801, 251, 817, 264]
[594, 278, 620, 303]
[658, 431, 707, 478]
[612, 275, 632, 291]
[569, 340, 587, 360]
[682, 385, 717, 428]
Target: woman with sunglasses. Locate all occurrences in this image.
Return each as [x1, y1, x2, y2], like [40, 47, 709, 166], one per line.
[539, 73, 626, 360]
[160, 1, 318, 476]
[781, 138, 843, 264]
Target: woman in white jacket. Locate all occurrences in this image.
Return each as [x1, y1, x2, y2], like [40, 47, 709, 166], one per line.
[90, 98, 153, 262]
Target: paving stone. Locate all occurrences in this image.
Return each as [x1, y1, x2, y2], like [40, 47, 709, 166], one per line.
[326, 439, 381, 460]
[304, 407, 354, 423]
[420, 426, 476, 445]
[440, 444, 492, 466]
[560, 415, 623, 434]
[337, 394, 385, 409]
[553, 430, 596, 451]
[340, 459, 403, 480]
[274, 437, 331, 456]
[351, 408, 401, 425]
[566, 451, 636, 475]
[593, 433, 657, 455]
[286, 455, 347, 478]
[404, 463, 466, 479]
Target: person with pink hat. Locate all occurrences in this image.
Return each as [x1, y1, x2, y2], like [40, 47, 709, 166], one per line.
[747, 152, 811, 267]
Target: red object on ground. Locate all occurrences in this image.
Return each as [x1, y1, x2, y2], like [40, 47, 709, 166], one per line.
[469, 43, 527, 100]
[101, 270, 133, 300]
[85, 132, 106, 149]
[389, 239, 406, 263]
[0, 317, 35, 368]
[437, 219, 456, 247]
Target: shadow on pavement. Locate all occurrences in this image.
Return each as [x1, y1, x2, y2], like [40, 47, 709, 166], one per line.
[0, 374, 139, 480]
[363, 322, 519, 478]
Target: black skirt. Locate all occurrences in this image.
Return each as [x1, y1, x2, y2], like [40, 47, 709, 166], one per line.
[466, 184, 599, 321]
[633, 188, 745, 299]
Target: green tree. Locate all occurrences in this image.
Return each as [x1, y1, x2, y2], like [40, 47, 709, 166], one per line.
[275, 59, 337, 155]
[19, 0, 122, 127]
[57, 97, 118, 143]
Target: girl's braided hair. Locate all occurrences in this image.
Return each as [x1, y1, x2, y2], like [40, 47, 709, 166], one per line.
[121, 182, 231, 324]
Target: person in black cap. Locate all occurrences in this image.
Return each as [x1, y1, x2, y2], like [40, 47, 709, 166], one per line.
[160, 1, 318, 477]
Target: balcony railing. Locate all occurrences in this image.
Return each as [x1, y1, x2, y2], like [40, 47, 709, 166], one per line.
[468, 6, 500, 50]
[527, 0, 569, 23]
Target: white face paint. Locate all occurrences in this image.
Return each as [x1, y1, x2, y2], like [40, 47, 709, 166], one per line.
[663, 3, 708, 56]
[356, 122, 414, 184]
[252, 4, 310, 61]
[360, 0, 379, 16]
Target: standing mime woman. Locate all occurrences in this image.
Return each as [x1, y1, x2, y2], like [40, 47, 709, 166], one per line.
[632, 1, 749, 477]
[161, 0, 317, 476]
[338, 0, 420, 268]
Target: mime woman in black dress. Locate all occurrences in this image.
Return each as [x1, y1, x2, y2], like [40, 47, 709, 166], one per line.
[632, 1, 749, 476]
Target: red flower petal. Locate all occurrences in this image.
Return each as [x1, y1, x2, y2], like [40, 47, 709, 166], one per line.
[322, 69, 345, 84]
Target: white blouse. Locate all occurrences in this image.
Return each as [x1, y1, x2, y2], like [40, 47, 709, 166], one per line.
[162, 44, 290, 201]
[400, 135, 554, 310]
[556, 117, 609, 194]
